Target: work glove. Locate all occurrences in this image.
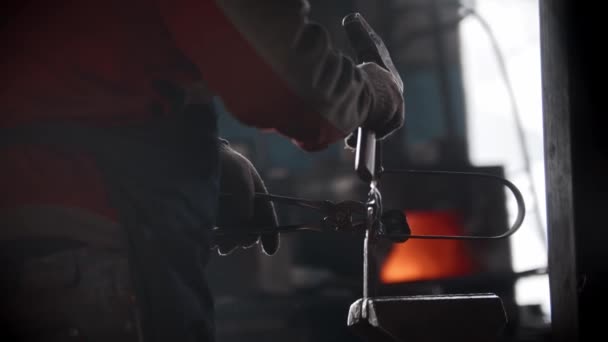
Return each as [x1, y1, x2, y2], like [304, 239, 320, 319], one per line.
[343, 13, 405, 149]
[343, 62, 404, 148]
[213, 139, 279, 256]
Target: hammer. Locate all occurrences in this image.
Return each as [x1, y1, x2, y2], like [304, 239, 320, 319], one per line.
[342, 12, 404, 184]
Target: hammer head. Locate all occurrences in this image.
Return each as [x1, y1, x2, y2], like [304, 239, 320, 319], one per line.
[342, 13, 404, 92]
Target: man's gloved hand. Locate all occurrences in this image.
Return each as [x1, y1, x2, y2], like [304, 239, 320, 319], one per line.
[343, 13, 405, 149]
[214, 139, 279, 256]
[344, 62, 405, 149]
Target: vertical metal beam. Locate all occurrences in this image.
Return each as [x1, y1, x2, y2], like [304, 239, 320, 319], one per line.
[541, 1, 608, 341]
[540, 0, 578, 339]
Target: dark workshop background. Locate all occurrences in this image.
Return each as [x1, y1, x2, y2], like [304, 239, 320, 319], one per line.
[204, 0, 593, 341]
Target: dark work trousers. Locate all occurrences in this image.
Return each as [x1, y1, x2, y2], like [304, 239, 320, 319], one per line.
[1, 245, 141, 341]
[0, 103, 221, 342]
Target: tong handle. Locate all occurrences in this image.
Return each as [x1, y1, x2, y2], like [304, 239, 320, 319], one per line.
[354, 128, 377, 183]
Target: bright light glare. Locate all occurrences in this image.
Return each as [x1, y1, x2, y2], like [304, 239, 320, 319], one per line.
[460, 0, 550, 318]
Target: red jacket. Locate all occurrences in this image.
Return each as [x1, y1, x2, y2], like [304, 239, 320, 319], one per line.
[1, 0, 378, 243]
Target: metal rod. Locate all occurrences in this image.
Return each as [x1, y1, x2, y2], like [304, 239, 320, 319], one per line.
[381, 168, 525, 240]
[363, 206, 374, 299]
[363, 229, 371, 299]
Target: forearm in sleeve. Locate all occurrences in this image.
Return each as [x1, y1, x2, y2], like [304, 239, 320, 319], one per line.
[157, 0, 376, 151]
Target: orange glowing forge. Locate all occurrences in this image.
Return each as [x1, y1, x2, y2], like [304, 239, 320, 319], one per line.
[380, 211, 477, 283]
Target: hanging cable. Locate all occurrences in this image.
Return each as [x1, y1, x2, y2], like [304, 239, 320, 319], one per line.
[388, 3, 545, 246]
[460, 5, 547, 247]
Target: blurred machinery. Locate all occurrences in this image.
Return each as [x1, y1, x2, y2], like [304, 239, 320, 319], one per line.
[206, 1, 549, 341]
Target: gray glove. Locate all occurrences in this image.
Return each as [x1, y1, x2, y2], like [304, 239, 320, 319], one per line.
[361, 62, 404, 138]
[344, 62, 404, 149]
[214, 139, 279, 256]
